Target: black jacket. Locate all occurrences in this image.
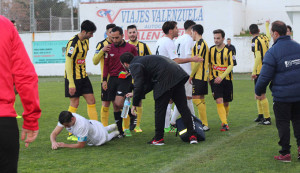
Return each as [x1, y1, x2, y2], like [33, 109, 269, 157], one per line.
[129, 55, 188, 106]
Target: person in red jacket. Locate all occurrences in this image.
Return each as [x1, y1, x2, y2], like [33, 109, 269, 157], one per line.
[0, 15, 41, 173]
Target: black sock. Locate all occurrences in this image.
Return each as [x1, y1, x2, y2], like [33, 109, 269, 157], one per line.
[114, 111, 123, 134]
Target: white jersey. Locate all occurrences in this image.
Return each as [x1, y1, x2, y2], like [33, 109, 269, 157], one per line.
[58, 113, 108, 146]
[155, 37, 177, 60]
[174, 34, 194, 75]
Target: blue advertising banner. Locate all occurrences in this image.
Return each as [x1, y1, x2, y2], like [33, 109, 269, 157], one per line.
[32, 40, 68, 64]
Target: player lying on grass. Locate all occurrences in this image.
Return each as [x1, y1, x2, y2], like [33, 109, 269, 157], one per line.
[50, 111, 119, 149]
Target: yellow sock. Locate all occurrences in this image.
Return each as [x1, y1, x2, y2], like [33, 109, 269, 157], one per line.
[225, 105, 230, 118]
[136, 106, 143, 127]
[68, 106, 77, 113]
[260, 98, 270, 118]
[87, 104, 98, 120]
[123, 115, 130, 129]
[217, 103, 227, 125]
[257, 100, 263, 115]
[101, 106, 109, 126]
[193, 99, 208, 126]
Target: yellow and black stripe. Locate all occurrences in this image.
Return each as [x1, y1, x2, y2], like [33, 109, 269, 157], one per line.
[191, 38, 209, 81]
[128, 40, 152, 56]
[251, 35, 269, 75]
[93, 38, 112, 81]
[209, 45, 233, 81]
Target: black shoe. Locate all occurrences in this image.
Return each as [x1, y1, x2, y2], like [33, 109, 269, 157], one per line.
[254, 114, 264, 122]
[258, 117, 271, 125]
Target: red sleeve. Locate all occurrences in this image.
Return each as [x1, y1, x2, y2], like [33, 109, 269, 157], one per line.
[103, 53, 109, 81]
[11, 26, 41, 131]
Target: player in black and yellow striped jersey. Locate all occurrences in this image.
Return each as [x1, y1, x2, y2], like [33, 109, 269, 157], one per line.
[189, 24, 210, 131]
[249, 21, 271, 125]
[93, 24, 116, 127]
[123, 25, 152, 135]
[209, 29, 234, 131]
[65, 20, 98, 140]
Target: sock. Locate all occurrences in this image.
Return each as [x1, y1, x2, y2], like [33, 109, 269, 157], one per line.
[217, 103, 227, 125]
[136, 106, 143, 127]
[87, 104, 98, 120]
[257, 100, 263, 115]
[193, 99, 208, 126]
[101, 106, 109, 126]
[170, 106, 180, 125]
[114, 111, 123, 134]
[123, 115, 130, 129]
[187, 99, 195, 115]
[225, 105, 230, 118]
[68, 106, 77, 113]
[260, 98, 270, 119]
[165, 104, 172, 128]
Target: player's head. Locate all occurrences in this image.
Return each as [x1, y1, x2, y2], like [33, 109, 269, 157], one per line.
[127, 25, 138, 42]
[111, 26, 124, 46]
[59, 111, 75, 128]
[184, 20, 196, 30]
[271, 20, 287, 42]
[106, 23, 116, 41]
[81, 20, 97, 39]
[162, 21, 178, 38]
[11, 20, 17, 29]
[120, 52, 134, 71]
[191, 24, 204, 41]
[227, 38, 231, 45]
[286, 25, 292, 36]
[213, 29, 225, 46]
[249, 24, 259, 35]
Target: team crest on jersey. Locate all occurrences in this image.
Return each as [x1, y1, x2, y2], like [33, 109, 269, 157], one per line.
[68, 47, 74, 54]
[95, 50, 100, 54]
[110, 54, 115, 57]
[198, 45, 201, 49]
[251, 43, 255, 47]
[173, 50, 177, 55]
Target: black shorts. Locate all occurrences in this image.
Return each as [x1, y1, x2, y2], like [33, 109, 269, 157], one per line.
[65, 77, 94, 97]
[192, 79, 208, 96]
[254, 75, 267, 94]
[101, 82, 109, 101]
[107, 76, 132, 101]
[210, 79, 233, 102]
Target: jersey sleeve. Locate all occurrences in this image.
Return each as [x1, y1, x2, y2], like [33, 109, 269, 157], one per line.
[220, 50, 233, 79]
[93, 42, 105, 65]
[65, 41, 76, 88]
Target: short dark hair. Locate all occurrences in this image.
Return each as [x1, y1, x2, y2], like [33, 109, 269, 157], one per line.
[162, 21, 177, 34]
[184, 20, 196, 30]
[111, 26, 123, 35]
[106, 24, 116, 30]
[127, 25, 137, 30]
[249, 24, 259, 34]
[11, 20, 16, 24]
[213, 29, 225, 38]
[271, 20, 287, 36]
[287, 25, 292, 32]
[120, 52, 134, 64]
[192, 24, 204, 35]
[81, 20, 97, 33]
[59, 111, 73, 124]
[227, 38, 231, 41]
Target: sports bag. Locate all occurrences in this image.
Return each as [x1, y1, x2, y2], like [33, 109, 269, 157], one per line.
[176, 115, 205, 142]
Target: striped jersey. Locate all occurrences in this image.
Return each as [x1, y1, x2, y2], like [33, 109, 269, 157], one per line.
[191, 38, 210, 81]
[251, 35, 270, 75]
[128, 40, 152, 56]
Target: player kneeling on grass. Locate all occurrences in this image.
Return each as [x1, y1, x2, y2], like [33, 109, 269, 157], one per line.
[50, 111, 119, 149]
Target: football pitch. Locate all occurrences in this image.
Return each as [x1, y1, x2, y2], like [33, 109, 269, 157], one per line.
[15, 74, 300, 173]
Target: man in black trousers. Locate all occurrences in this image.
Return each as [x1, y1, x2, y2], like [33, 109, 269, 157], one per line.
[120, 52, 199, 145]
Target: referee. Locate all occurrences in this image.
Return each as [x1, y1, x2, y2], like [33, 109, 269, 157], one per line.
[65, 20, 98, 140]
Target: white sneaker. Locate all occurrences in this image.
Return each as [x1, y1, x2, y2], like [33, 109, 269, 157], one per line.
[203, 126, 210, 131]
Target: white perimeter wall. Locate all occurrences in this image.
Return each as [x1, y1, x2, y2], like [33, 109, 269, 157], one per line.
[20, 0, 292, 76]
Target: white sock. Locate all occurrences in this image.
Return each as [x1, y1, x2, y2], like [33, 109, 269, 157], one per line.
[165, 104, 172, 128]
[170, 105, 180, 125]
[107, 130, 119, 141]
[105, 124, 117, 132]
[187, 99, 195, 115]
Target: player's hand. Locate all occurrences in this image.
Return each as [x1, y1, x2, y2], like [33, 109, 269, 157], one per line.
[131, 106, 137, 116]
[21, 128, 39, 148]
[251, 74, 257, 80]
[69, 87, 76, 96]
[188, 77, 193, 85]
[102, 81, 108, 91]
[266, 19, 270, 25]
[52, 142, 60, 150]
[102, 44, 111, 52]
[255, 94, 263, 100]
[126, 92, 133, 98]
[191, 56, 204, 62]
[214, 77, 223, 84]
[57, 142, 65, 148]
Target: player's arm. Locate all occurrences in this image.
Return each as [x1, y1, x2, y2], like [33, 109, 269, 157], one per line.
[58, 141, 86, 149]
[102, 55, 109, 90]
[130, 64, 145, 107]
[92, 42, 105, 65]
[265, 20, 271, 41]
[252, 51, 262, 79]
[65, 42, 77, 94]
[50, 125, 64, 150]
[215, 51, 233, 84]
[190, 42, 204, 78]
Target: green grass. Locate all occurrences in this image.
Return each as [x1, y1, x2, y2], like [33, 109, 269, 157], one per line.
[15, 74, 300, 173]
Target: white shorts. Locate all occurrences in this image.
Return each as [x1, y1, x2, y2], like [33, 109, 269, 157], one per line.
[184, 81, 193, 97]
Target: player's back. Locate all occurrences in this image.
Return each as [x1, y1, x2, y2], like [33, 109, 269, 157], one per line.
[174, 34, 194, 74]
[155, 37, 177, 59]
